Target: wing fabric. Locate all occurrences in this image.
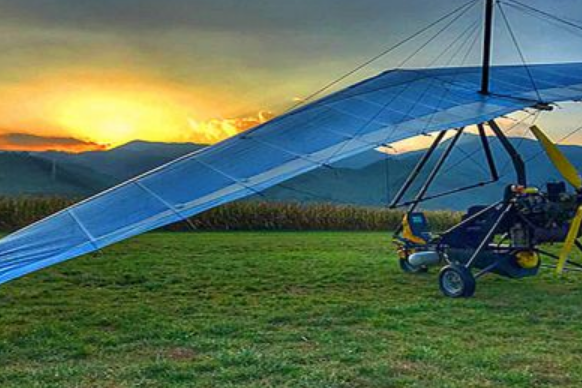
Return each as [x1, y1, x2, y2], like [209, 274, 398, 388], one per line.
[2, 63, 582, 284]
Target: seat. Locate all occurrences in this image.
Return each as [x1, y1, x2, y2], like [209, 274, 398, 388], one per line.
[400, 212, 432, 245]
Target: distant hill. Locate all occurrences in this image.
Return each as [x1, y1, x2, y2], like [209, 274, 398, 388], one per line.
[261, 134, 581, 210]
[0, 141, 206, 197]
[0, 152, 111, 196]
[1, 135, 580, 210]
[40, 140, 206, 181]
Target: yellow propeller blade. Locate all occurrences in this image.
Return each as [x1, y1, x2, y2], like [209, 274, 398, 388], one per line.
[530, 125, 582, 189]
[557, 205, 582, 274]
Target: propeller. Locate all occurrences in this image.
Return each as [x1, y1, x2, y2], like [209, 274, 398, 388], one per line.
[530, 125, 582, 273]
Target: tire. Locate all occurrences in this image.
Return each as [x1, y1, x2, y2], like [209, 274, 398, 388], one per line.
[438, 264, 476, 298]
[399, 256, 428, 274]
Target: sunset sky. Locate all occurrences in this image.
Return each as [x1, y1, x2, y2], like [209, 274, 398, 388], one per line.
[0, 0, 581, 152]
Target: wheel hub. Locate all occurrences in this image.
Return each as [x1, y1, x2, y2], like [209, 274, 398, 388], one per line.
[442, 270, 463, 295]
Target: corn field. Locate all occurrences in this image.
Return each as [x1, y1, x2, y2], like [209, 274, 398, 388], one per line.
[0, 197, 75, 231]
[0, 197, 462, 233]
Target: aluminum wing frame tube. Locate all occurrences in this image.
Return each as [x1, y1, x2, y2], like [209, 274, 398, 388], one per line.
[389, 130, 448, 209]
[408, 127, 466, 213]
[488, 119, 527, 186]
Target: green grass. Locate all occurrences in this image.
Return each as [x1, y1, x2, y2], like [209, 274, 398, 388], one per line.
[1, 232, 582, 387]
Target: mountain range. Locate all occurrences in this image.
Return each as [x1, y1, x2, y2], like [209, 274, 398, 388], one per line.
[2, 134, 579, 210]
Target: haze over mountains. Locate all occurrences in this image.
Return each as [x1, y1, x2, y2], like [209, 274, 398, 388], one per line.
[1, 134, 578, 210]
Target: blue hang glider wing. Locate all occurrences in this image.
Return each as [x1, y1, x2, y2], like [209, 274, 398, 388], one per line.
[2, 63, 582, 284]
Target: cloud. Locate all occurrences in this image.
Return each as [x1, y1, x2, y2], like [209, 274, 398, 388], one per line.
[0, 133, 107, 153]
[0, 0, 413, 33]
[187, 111, 275, 144]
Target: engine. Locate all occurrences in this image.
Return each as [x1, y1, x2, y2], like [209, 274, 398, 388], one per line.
[509, 182, 580, 245]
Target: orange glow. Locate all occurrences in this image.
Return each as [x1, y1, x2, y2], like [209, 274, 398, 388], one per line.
[377, 118, 531, 155]
[0, 70, 541, 154]
[377, 130, 464, 155]
[54, 92, 192, 147]
[188, 111, 274, 144]
[0, 133, 107, 153]
[0, 71, 247, 150]
[0, 144, 104, 153]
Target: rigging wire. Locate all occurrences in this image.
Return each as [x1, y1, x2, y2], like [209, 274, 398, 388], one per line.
[251, 0, 484, 208]
[494, 0, 582, 184]
[460, 18, 484, 65]
[384, 10, 479, 207]
[321, 1, 479, 169]
[280, 11, 480, 209]
[492, 113, 582, 187]
[418, 19, 483, 129]
[432, 19, 489, 178]
[491, 2, 582, 99]
[530, 122, 582, 187]
[396, 2, 479, 68]
[283, 0, 479, 114]
[414, 20, 489, 176]
[382, 13, 485, 206]
[268, 0, 581, 205]
[275, 182, 339, 204]
[443, 109, 538, 176]
[504, 2, 582, 40]
[527, 124, 582, 166]
[497, 2, 543, 102]
[428, 18, 481, 68]
[380, 4, 481, 142]
[504, 0, 582, 33]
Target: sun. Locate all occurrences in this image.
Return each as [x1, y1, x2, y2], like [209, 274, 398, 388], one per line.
[53, 90, 193, 147]
[0, 71, 221, 148]
[0, 71, 272, 149]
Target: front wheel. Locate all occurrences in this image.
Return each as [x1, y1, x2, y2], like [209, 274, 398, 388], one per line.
[438, 264, 476, 298]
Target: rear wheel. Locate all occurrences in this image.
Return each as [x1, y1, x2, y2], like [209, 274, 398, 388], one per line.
[438, 264, 476, 298]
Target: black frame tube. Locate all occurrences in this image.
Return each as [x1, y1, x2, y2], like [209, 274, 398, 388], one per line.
[481, 0, 494, 94]
[397, 179, 497, 208]
[440, 201, 502, 236]
[389, 130, 447, 209]
[488, 120, 527, 185]
[408, 127, 465, 212]
[477, 124, 499, 180]
[393, 124, 501, 209]
[475, 261, 500, 278]
[540, 264, 582, 273]
[537, 247, 582, 270]
[465, 202, 513, 269]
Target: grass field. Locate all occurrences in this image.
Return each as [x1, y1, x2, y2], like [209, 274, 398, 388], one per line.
[1, 232, 582, 387]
